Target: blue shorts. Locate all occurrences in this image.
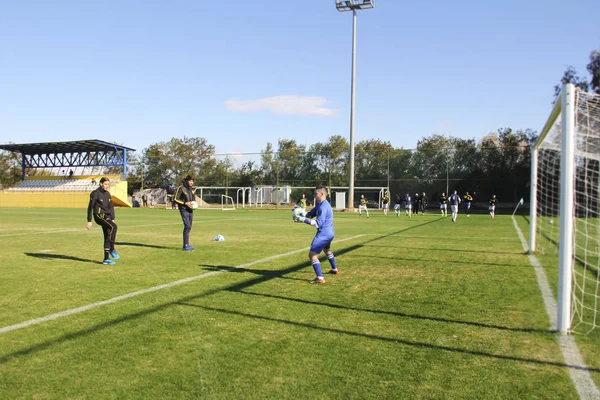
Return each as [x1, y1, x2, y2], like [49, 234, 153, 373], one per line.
[310, 233, 334, 253]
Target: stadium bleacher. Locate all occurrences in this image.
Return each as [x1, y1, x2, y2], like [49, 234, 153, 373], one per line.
[8, 179, 101, 192]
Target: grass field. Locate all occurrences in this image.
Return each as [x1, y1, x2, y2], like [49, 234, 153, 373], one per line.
[0, 207, 599, 399]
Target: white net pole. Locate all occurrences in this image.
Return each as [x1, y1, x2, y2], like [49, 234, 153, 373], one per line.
[557, 83, 576, 334]
[534, 84, 600, 334]
[529, 148, 538, 252]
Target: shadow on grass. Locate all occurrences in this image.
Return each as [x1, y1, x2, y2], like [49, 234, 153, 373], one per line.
[6, 218, 595, 373]
[348, 254, 530, 269]
[24, 252, 101, 265]
[233, 290, 551, 334]
[198, 264, 306, 282]
[518, 215, 599, 279]
[367, 245, 520, 256]
[117, 241, 172, 250]
[175, 302, 599, 373]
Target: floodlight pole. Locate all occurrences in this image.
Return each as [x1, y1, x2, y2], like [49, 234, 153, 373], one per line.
[349, 9, 357, 211]
[337, 1, 374, 210]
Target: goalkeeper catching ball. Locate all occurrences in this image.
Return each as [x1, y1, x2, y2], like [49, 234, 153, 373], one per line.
[295, 186, 338, 283]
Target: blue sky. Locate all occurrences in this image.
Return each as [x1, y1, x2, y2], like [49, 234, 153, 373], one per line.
[1, 0, 599, 157]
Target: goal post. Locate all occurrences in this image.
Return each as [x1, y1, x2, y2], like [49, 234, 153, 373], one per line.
[221, 195, 235, 211]
[530, 83, 600, 334]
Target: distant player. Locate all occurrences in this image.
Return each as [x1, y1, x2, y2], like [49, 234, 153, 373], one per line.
[439, 192, 448, 216]
[298, 192, 308, 210]
[463, 191, 473, 217]
[413, 193, 419, 216]
[404, 193, 412, 217]
[448, 190, 461, 222]
[394, 193, 402, 217]
[382, 191, 390, 216]
[295, 186, 337, 284]
[420, 192, 428, 215]
[489, 194, 497, 219]
[358, 194, 369, 218]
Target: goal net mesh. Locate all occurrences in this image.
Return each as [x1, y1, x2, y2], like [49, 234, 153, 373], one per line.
[536, 88, 600, 334]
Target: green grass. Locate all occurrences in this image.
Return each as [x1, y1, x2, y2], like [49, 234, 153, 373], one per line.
[0, 207, 598, 399]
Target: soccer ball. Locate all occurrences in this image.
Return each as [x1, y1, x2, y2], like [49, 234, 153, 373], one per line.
[190, 201, 199, 209]
[549, 220, 554, 224]
[214, 234, 225, 242]
[292, 206, 306, 221]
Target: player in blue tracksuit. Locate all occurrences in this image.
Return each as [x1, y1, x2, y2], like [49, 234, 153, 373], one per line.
[295, 186, 337, 284]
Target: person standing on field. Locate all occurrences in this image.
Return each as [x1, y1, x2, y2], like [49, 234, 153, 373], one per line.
[298, 192, 309, 210]
[295, 186, 337, 284]
[420, 192, 428, 215]
[489, 194, 497, 219]
[448, 190, 461, 223]
[174, 175, 197, 251]
[463, 191, 473, 217]
[382, 191, 390, 216]
[439, 192, 448, 217]
[86, 177, 119, 265]
[358, 194, 370, 218]
[404, 193, 412, 217]
[394, 193, 402, 217]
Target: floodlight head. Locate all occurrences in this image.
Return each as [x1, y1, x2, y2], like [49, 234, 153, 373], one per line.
[336, 0, 374, 12]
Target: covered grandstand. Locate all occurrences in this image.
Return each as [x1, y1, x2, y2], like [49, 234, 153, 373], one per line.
[0, 140, 135, 208]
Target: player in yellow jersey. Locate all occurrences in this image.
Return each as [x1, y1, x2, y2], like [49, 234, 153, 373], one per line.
[358, 194, 370, 218]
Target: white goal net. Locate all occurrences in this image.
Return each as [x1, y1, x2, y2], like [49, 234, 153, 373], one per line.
[530, 84, 600, 334]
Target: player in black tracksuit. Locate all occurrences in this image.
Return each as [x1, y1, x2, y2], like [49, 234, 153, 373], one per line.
[174, 175, 197, 251]
[86, 177, 119, 264]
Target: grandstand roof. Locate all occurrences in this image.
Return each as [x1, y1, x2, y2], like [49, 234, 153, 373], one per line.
[0, 139, 135, 155]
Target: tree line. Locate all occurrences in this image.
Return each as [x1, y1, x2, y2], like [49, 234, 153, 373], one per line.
[124, 129, 535, 205]
[1, 48, 598, 206]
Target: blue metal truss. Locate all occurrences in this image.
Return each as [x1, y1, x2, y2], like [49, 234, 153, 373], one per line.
[0, 140, 135, 180]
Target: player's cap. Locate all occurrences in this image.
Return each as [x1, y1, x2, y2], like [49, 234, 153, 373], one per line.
[184, 175, 194, 181]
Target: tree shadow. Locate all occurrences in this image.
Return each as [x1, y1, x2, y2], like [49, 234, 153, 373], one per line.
[24, 252, 101, 264]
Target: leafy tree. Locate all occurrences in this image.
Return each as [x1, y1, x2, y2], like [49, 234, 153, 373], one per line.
[587, 49, 600, 94]
[276, 139, 306, 185]
[554, 47, 600, 100]
[410, 134, 454, 184]
[553, 66, 589, 102]
[307, 135, 349, 187]
[234, 160, 262, 187]
[354, 139, 394, 186]
[142, 136, 216, 189]
[260, 142, 277, 185]
[0, 150, 21, 188]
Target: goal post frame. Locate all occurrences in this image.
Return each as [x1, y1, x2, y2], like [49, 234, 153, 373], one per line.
[529, 83, 576, 334]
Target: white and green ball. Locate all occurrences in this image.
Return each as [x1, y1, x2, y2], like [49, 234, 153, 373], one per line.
[292, 206, 306, 221]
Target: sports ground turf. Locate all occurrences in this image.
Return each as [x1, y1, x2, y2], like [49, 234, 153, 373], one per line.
[0, 207, 598, 399]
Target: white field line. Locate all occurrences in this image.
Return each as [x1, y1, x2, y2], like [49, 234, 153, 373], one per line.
[512, 216, 599, 399]
[363, 233, 516, 241]
[0, 217, 286, 238]
[0, 223, 182, 237]
[0, 234, 365, 335]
